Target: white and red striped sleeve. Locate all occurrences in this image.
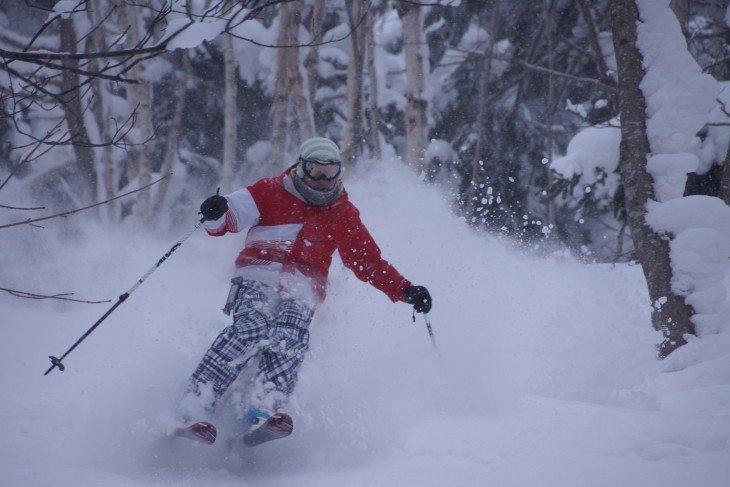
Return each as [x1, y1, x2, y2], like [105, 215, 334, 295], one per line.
[203, 187, 261, 236]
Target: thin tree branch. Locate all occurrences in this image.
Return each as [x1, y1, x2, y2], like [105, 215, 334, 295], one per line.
[0, 287, 110, 304]
[516, 59, 618, 92]
[0, 204, 45, 210]
[0, 173, 172, 229]
[0, 120, 64, 192]
[396, 0, 461, 6]
[227, 1, 369, 48]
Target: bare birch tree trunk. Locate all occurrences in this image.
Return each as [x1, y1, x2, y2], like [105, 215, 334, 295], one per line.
[342, 0, 367, 166]
[270, 3, 296, 164]
[153, 53, 191, 220]
[221, 28, 238, 194]
[134, 80, 154, 222]
[397, 1, 427, 174]
[85, 7, 116, 221]
[543, 0, 556, 233]
[119, 4, 153, 221]
[59, 18, 98, 206]
[720, 144, 730, 205]
[305, 0, 325, 136]
[287, 1, 313, 143]
[610, 0, 695, 358]
[100, 125, 116, 221]
[366, 10, 382, 160]
[466, 0, 500, 216]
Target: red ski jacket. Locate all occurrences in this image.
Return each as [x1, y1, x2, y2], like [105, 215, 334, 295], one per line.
[205, 168, 411, 303]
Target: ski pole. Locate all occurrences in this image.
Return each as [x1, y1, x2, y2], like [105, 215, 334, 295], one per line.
[423, 313, 437, 349]
[413, 311, 437, 349]
[44, 218, 205, 376]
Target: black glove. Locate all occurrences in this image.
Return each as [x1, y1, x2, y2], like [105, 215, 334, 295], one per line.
[199, 193, 228, 221]
[403, 285, 432, 314]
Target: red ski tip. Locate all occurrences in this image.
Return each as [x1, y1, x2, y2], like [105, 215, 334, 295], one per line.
[174, 421, 217, 445]
[243, 413, 293, 446]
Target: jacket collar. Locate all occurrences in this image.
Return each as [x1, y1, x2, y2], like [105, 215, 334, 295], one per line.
[282, 164, 346, 207]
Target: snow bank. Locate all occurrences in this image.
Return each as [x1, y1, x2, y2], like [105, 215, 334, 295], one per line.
[3, 157, 728, 486]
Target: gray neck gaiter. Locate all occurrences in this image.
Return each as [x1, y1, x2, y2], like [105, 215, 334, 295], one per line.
[287, 174, 342, 206]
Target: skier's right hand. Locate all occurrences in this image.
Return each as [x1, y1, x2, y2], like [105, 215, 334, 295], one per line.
[404, 285, 432, 314]
[199, 193, 228, 221]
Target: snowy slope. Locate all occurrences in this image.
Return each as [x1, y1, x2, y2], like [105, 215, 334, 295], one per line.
[2, 160, 729, 486]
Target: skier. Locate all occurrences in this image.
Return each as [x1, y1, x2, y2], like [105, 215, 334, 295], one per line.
[176, 137, 432, 446]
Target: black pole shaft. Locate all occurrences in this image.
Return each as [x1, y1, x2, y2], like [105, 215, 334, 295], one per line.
[44, 293, 128, 375]
[44, 220, 204, 375]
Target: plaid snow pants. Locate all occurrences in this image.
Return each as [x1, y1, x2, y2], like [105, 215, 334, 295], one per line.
[187, 279, 314, 413]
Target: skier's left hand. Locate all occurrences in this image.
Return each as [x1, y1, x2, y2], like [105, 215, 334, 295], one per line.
[404, 285, 432, 313]
[199, 192, 228, 221]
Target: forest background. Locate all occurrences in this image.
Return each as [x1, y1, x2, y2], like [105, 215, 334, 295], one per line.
[2, 0, 730, 358]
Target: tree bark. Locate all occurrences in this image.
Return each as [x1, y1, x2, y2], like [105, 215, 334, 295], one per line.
[119, 4, 153, 222]
[287, 1, 313, 143]
[59, 18, 98, 205]
[610, 0, 695, 358]
[467, 0, 500, 216]
[543, 0, 556, 233]
[153, 52, 191, 219]
[720, 142, 730, 205]
[305, 0, 325, 136]
[366, 10, 382, 160]
[342, 0, 367, 166]
[85, 7, 116, 221]
[221, 26, 238, 195]
[270, 2, 296, 164]
[270, 1, 309, 162]
[397, 1, 427, 174]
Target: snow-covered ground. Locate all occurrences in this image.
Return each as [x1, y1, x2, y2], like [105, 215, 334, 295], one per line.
[2, 161, 729, 486]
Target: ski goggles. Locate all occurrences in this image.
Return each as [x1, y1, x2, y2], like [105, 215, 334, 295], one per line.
[299, 157, 342, 181]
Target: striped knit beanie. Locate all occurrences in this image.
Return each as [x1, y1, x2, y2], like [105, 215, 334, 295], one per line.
[299, 137, 340, 163]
